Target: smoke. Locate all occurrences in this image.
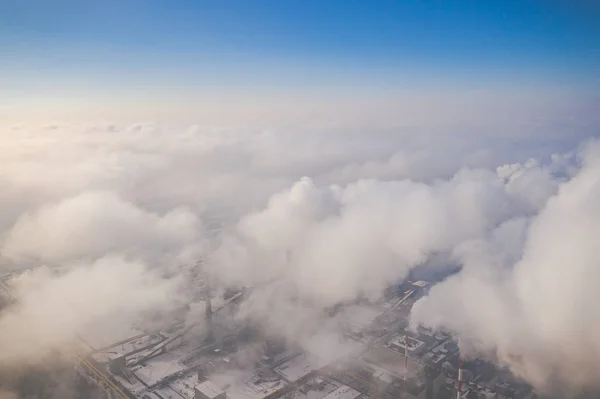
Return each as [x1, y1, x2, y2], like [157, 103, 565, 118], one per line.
[0, 121, 598, 396]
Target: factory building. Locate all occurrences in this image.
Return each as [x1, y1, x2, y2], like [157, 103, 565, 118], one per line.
[108, 354, 126, 375]
[194, 381, 226, 399]
[321, 385, 361, 399]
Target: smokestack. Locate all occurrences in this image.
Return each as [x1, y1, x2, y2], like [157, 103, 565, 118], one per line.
[204, 278, 214, 342]
[404, 332, 409, 386]
[456, 357, 464, 399]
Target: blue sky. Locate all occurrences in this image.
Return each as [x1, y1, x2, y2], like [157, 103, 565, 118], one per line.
[1, 0, 599, 123]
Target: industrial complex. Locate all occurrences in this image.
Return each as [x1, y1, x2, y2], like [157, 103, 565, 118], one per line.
[0, 271, 536, 399]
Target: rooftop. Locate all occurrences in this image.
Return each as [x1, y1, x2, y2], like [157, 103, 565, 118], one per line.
[321, 385, 361, 399]
[195, 380, 225, 399]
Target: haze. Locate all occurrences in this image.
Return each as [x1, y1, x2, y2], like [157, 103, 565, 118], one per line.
[1, 1, 599, 399]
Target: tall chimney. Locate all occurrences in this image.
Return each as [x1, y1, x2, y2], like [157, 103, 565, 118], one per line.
[456, 357, 464, 399]
[205, 279, 214, 342]
[404, 332, 409, 382]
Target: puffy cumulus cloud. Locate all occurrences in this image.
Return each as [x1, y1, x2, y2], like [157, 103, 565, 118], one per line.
[497, 158, 566, 212]
[207, 157, 570, 343]
[0, 257, 183, 365]
[1, 190, 201, 266]
[411, 141, 600, 395]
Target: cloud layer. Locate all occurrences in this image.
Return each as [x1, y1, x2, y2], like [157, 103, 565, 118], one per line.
[0, 121, 598, 396]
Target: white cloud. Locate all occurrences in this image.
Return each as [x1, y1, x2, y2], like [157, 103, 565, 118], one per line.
[1, 190, 201, 266]
[411, 142, 600, 394]
[0, 257, 182, 364]
[0, 120, 596, 395]
[207, 160, 569, 347]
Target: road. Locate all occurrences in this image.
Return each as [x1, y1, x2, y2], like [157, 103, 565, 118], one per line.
[75, 351, 131, 399]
